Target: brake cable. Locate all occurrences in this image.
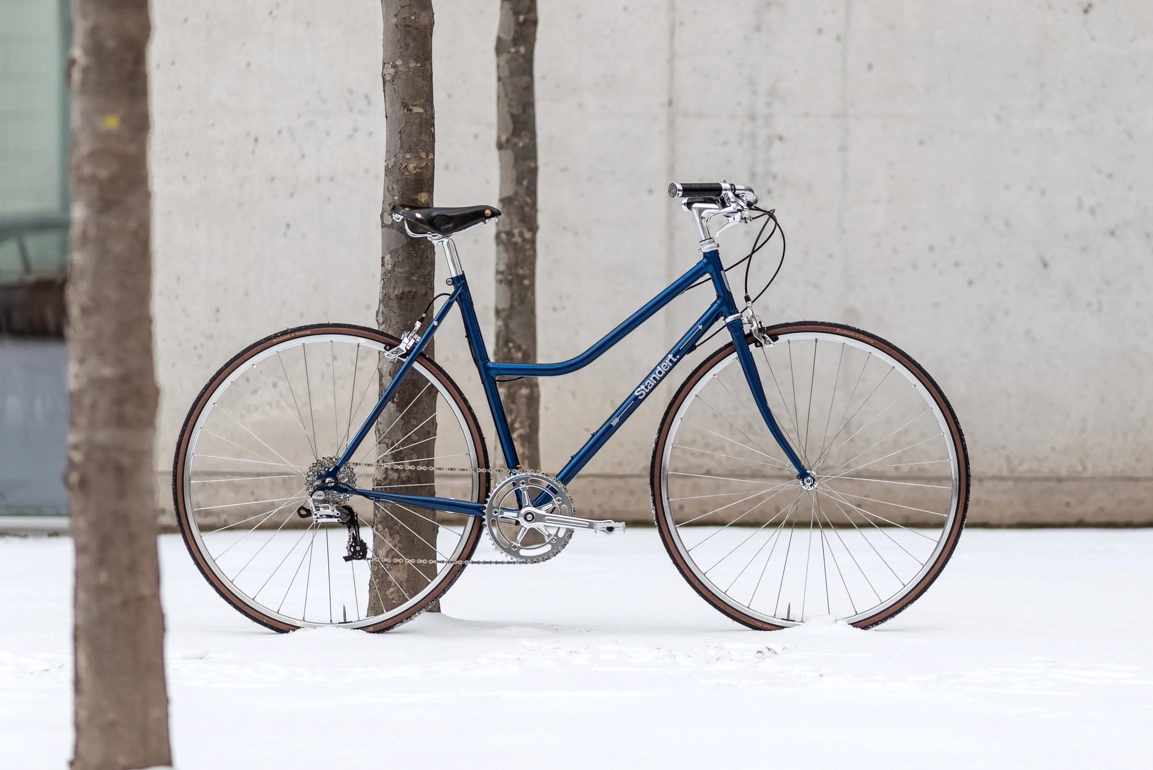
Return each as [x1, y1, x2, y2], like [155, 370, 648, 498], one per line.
[686, 204, 786, 352]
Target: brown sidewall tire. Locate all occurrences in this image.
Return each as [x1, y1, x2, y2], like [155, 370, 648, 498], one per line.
[172, 323, 489, 633]
[650, 321, 970, 631]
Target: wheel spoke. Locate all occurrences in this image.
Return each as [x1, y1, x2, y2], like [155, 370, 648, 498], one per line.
[739, 494, 805, 607]
[815, 387, 915, 472]
[255, 523, 318, 600]
[199, 428, 293, 470]
[821, 485, 947, 522]
[354, 380, 434, 464]
[804, 339, 817, 460]
[277, 524, 317, 613]
[194, 453, 305, 470]
[818, 394, 925, 475]
[341, 343, 362, 454]
[699, 488, 800, 569]
[193, 473, 300, 485]
[301, 344, 318, 455]
[210, 490, 306, 556]
[275, 351, 317, 458]
[816, 343, 846, 462]
[195, 493, 303, 513]
[820, 489, 913, 581]
[820, 486, 932, 561]
[179, 332, 482, 630]
[811, 352, 874, 469]
[711, 377, 793, 466]
[812, 493, 859, 614]
[203, 493, 306, 534]
[758, 346, 806, 456]
[375, 502, 453, 561]
[658, 326, 965, 628]
[677, 416, 793, 471]
[228, 498, 305, 581]
[814, 489, 884, 602]
[234, 372, 317, 460]
[819, 437, 945, 482]
[787, 342, 803, 463]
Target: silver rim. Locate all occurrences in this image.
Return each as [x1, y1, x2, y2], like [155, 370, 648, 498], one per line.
[659, 331, 961, 626]
[181, 332, 480, 629]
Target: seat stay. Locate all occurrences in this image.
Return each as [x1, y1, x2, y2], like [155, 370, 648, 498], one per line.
[333, 280, 465, 471]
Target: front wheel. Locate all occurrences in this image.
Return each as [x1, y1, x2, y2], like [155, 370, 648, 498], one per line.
[651, 321, 969, 629]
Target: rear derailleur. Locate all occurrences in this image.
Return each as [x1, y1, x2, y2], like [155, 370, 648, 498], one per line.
[296, 502, 368, 562]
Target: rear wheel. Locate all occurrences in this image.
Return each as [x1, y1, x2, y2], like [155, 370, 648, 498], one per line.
[173, 323, 488, 632]
[651, 321, 968, 629]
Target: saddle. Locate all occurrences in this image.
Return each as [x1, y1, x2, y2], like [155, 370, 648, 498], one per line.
[390, 204, 501, 237]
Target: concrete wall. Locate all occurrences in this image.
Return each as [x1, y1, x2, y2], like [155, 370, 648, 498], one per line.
[0, 0, 67, 215]
[150, 1, 1153, 525]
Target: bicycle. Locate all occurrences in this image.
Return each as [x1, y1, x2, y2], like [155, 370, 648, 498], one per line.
[173, 181, 970, 633]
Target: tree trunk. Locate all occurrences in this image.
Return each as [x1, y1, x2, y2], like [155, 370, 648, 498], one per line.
[66, 1, 172, 768]
[372, 0, 440, 614]
[495, 0, 541, 470]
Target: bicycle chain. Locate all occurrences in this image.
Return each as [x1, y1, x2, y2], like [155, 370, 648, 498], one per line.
[346, 461, 561, 566]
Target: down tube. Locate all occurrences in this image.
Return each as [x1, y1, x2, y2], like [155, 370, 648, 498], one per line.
[555, 300, 725, 485]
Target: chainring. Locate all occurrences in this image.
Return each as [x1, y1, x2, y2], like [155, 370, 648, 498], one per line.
[484, 472, 574, 561]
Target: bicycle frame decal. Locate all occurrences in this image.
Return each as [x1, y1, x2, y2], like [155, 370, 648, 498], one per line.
[332, 247, 809, 517]
[635, 353, 678, 399]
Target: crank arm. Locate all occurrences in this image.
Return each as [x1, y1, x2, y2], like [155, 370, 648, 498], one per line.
[536, 512, 626, 535]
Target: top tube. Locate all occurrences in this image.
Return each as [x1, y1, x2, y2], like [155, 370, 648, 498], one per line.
[488, 256, 716, 378]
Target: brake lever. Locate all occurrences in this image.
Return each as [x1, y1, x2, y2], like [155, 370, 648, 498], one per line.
[711, 213, 744, 240]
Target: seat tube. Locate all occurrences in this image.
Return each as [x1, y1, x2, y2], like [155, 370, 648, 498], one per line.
[704, 246, 812, 483]
[452, 273, 522, 470]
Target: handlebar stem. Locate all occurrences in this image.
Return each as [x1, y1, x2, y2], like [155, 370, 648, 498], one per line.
[686, 199, 747, 247]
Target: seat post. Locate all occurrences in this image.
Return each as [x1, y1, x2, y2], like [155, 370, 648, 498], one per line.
[431, 236, 464, 277]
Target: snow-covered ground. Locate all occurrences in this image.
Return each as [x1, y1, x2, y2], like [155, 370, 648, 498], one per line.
[2, 528, 1152, 769]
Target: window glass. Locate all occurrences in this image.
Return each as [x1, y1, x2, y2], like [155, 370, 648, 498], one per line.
[22, 229, 69, 276]
[0, 238, 24, 285]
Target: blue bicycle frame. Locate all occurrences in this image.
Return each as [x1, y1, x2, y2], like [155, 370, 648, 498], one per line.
[328, 244, 811, 517]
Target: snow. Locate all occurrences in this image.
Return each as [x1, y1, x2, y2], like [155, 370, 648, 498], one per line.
[2, 528, 1152, 768]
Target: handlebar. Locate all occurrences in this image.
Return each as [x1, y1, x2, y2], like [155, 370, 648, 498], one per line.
[669, 180, 762, 242]
[668, 181, 755, 201]
[669, 182, 723, 197]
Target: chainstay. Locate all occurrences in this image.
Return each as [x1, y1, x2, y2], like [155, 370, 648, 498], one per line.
[352, 463, 559, 566]
[369, 548, 563, 567]
[348, 461, 507, 475]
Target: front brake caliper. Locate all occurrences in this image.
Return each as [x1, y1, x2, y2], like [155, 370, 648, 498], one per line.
[742, 304, 773, 347]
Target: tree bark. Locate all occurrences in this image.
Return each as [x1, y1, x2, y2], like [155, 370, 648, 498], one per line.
[372, 0, 440, 614]
[495, 0, 541, 470]
[66, 1, 172, 768]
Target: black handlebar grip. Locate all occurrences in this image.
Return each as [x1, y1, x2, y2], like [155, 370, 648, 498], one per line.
[668, 182, 724, 198]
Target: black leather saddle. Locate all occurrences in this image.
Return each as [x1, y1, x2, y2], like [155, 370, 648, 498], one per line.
[391, 204, 501, 237]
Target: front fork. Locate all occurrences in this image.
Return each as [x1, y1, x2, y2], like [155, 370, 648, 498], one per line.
[704, 245, 814, 488]
[726, 316, 815, 487]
